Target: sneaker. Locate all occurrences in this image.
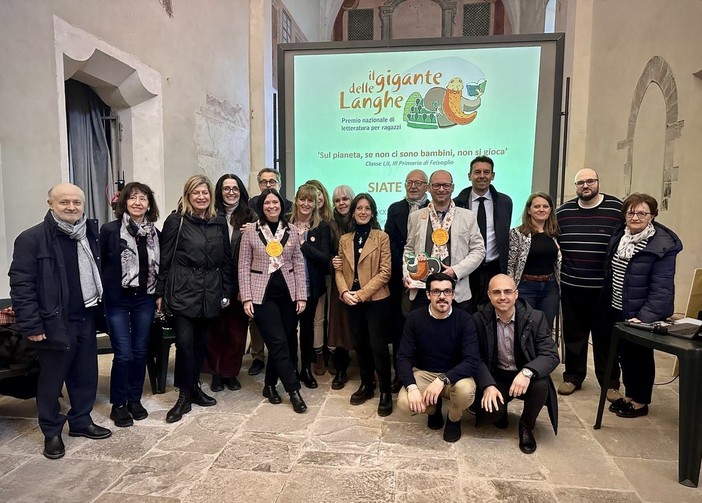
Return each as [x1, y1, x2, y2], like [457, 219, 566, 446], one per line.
[110, 404, 134, 427]
[127, 401, 149, 420]
[606, 388, 623, 403]
[557, 381, 580, 396]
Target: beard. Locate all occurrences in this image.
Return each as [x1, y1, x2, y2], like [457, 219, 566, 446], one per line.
[578, 188, 599, 201]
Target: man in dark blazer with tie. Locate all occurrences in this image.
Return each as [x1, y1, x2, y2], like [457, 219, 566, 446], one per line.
[384, 169, 429, 391]
[454, 156, 513, 311]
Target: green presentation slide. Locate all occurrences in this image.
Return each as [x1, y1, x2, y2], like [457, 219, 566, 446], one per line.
[292, 46, 542, 226]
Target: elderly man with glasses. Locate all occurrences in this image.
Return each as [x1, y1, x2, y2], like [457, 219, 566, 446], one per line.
[556, 168, 623, 398]
[403, 170, 485, 312]
[472, 274, 559, 454]
[396, 272, 480, 442]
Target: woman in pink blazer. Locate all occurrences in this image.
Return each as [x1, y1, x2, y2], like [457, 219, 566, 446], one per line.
[239, 189, 308, 413]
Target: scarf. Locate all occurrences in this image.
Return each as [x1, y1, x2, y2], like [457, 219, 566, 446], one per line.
[616, 223, 655, 260]
[52, 212, 103, 307]
[260, 220, 287, 273]
[428, 201, 456, 260]
[119, 213, 160, 294]
[406, 194, 428, 214]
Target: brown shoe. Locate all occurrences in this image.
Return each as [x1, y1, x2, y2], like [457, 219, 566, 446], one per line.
[312, 349, 326, 376]
[606, 388, 623, 403]
[557, 382, 580, 396]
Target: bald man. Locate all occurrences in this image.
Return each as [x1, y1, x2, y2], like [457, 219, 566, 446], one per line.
[9, 183, 111, 460]
[472, 274, 559, 454]
[556, 169, 623, 398]
[384, 169, 429, 391]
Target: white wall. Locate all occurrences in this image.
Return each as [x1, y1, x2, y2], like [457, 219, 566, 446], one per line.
[0, 0, 251, 295]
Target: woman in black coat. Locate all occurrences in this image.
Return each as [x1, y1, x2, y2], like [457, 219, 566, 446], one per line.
[203, 174, 257, 393]
[289, 184, 331, 389]
[603, 193, 682, 418]
[100, 182, 160, 427]
[155, 175, 233, 423]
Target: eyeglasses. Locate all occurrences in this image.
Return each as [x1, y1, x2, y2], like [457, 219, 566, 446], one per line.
[625, 211, 651, 219]
[429, 289, 454, 297]
[222, 186, 240, 194]
[259, 179, 278, 187]
[489, 289, 515, 296]
[430, 183, 453, 190]
[574, 178, 598, 188]
[405, 180, 426, 188]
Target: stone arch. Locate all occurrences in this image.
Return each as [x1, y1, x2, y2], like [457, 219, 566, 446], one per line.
[379, 0, 457, 39]
[617, 56, 684, 211]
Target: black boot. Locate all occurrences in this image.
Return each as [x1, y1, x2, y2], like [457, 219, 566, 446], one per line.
[166, 389, 191, 423]
[222, 376, 241, 391]
[331, 370, 349, 390]
[377, 392, 393, 417]
[427, 397, 444, 430]
[350, 383, 375, 405]
[289, 390, 308, 413]
[262, 385, 282, 404]
[210, 374, 224, 392]
[191, 383, 217, 407]
[299, 368, 318, 389]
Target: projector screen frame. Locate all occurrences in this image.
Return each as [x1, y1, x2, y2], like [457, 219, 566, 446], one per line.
[277, 33, 565, 216]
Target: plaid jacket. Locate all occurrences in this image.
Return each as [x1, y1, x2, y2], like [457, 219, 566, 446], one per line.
[238, 222, 307, 305]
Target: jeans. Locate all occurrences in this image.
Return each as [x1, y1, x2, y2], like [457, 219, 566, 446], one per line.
[105, 291, 156, 404]
[517, 279, 560, 330]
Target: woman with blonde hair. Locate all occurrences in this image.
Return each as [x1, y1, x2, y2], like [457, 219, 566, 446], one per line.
[507, 192, 561, 329]
[289, 184, 331, 388]
[156, 175, 232, 423]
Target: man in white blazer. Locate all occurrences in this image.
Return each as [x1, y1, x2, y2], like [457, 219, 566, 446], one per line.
[403, 170, 486, 312]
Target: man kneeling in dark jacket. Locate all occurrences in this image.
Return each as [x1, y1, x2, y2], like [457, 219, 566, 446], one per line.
[472, 274, 559, 454]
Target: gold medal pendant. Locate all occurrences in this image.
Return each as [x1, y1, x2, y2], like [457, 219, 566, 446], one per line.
[266, 241, 283, 257]
[432, 228, 449, 246]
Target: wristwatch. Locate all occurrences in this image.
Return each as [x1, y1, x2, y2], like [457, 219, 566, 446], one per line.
[521, 368, 534, 379]
[438, 373, 451, 386]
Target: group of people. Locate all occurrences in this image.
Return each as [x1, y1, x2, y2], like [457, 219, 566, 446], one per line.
[7, 156, 682, 459]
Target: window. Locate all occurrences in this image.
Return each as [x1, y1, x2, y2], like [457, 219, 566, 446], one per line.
[348, 9, 374, 41]
[463, 2, 491, 36]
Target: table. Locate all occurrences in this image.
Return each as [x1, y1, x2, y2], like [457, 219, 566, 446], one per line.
[594, 322, 702, 487]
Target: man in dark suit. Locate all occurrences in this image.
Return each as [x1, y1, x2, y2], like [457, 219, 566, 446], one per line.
[384, 169, 428, 391]
[454, 156, 513, 310]
[472, 274, 559, 454]
[246, 168, 292, 376]
[9, 183, 112, 459]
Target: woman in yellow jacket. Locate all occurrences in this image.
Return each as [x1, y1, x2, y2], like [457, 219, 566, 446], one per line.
[335, 193, 392, 416]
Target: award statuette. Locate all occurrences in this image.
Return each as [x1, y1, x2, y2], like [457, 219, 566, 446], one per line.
[431, 228, 449, 246]
[266, 241, 283, 257]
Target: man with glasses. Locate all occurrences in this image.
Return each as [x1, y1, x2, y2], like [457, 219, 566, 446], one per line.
[385, 169, 429, 392]
[556, 168, 623, 397]
[404, 170, 485, 311]
[246, 168, 292, 376]
[454, 156, 513, 310]
[472, 274, 559, 454]
[396, 273, 480, 442]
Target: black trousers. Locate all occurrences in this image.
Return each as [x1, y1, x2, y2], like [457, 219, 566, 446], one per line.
[298, 296, 319, 371]
[254, 296, 300, 392]
[172, 315, 212, 390]
[347, 298, 392, 392]
[561, 285, 620, 388]
[620, 338, 655, 404]
[469, 259, 501, 312]
[481, 368, 550, 429]
[37, 314, 98, 437]
[387, 283, 405, 373]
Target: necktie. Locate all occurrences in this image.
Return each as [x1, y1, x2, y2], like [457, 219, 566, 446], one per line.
[477, 196, 487, 247]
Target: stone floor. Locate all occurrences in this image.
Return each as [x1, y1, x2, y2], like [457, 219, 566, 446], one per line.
[0, 349, 700, 503]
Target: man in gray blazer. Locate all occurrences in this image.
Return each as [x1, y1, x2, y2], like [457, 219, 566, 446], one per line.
[403, 170, 485, 312]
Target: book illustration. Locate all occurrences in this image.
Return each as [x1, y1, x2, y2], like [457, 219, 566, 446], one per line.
[404, 252, 443, 285]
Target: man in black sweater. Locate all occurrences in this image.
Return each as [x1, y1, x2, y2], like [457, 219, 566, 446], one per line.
[396, 272, 480, 442]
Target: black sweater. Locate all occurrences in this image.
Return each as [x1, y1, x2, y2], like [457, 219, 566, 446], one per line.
[396, 307, 481, 386]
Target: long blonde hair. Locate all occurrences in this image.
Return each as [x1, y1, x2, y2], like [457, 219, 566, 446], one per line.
[305, 179, 332, 222]
[289, 184, 321, 230]
[180, 175, 217, 220]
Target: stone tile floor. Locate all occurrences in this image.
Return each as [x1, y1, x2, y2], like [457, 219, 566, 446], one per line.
[0, 350, 700, 502]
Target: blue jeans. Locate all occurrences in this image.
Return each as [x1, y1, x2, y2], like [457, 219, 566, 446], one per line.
[517, 279, 559, 330]
[105, 290, 156, 404]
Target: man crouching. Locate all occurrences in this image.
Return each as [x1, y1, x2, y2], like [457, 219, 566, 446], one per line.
[473, 274, 559, 454]
[396, 272, 480, 442]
